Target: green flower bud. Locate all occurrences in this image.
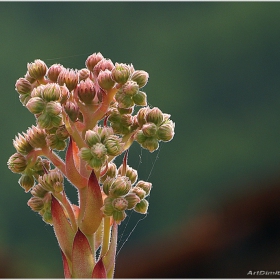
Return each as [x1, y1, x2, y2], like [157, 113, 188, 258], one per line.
[99, 126, 114, 143]
[7, 153, 27, 173]
[143, 137, 159, 152]
[41, 83, 61, 102]
[57, 68, 79, 91]
[134, 198, 149, 214]
[135, 180, 152, 197]
[13, 132, 33, 155]
[115, 90, 134, 108]
[26, 125, 47, 148]
[131, 186, 146, 200]
[24, 71, 36, 84]
[27, 196, 44, 212]
[109, 176, 131, 197]
[146, 107, 164, 126]
[55, 125, 69, 140]
[76, 78, 96, 104]
[112, 210, 126, 224]
[38, 169, 64, 193]
[27, 59, 47, 80]
[64, 101, 79, 122]
[37, 111, 62, 130]
[122, 80, 139, 96]
[26, 97, 46, 114]
[46, 134, 67, 151]
[124, 193, 141, 209]
[136, 130, 147, 144]
[131, 70, 149, 88]
[19, 93, 31, 106]
[78, 68, 90, 81]
[42, 206, 53, 224]
[97, 69, 115, 90]
[102, 196, 114, 216]
[47, 64, 65, 82]
[118, 164, 138, 184]
[84, 130, 101, 147]
[157, 120, 175, 142]
[102, 177, 115, 196]
[104, 135, 123, 156]
[31, 85, 45, 98]
[15, 78, 32, 95]
[112, 197, 128, 211]
[19, 174, 35, 192]
[136, 107, 149, 126]
[111, 63, 130, 84]
[142, 123, 158, 137]
[100, 162, 117, 184]
[80, 144, 107, 169]
[45, 101, 62, 116]
[133, 91, 147, 106]
[31, 183, 49, 198]
[85, 52, 104, 72]
[32, 158, 50, 177]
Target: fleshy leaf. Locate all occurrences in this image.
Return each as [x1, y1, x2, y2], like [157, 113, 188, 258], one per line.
[65, 137, 88, 189]
[92, 258, 106, 278]
[79, 170, 103, 235]
[103, 222, 118, 278]
[51, 195, 75, 261]
[61, 249, 71, 278]
[72, 229, 94, 278]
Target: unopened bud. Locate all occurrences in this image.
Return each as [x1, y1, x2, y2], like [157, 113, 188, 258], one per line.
[76, 78, 96, 104]
[131, 186, 146, 200]
[115, 90, 134, 108]
[27, 59, 47, 80]
[131, 70, 149, 88]
[26, 125, 47, 148]
[45, 101, 62, 115]
[112, 210, 126, 224]
[102, 196, 114, 216]
[146, 107, 164, 126]
[111, 63, 130, 84]
[64, 101, 79, 122]
[19, 174, 35, 192]
[97, 69, 115, 90]
[7, 153, 27, 173]
[31, 183, 49, 198]
[60, 85, 70, 104]
[136, 107, 149, 126]
[133, 91, 147, 106]
[85, 52, 104, 72]
[112, 197, 128, 211]
[157, 120, 175, 142]
[80, 143, 107, 169]
[57, 68, 79, 91]
[122, 80, 139, 96]
[41, 83, 61, 102]
[38, 169, 64, 193]
[37, 111, 62, 130]
[134, 198, 149, 214]
[27, 196, 44, 212]
[104, 135, 123, 156]
[135, 180, 152, 196]
[118, 164, 138, 184]
[93, 58, 114, 78]
[15, 78, 32, 95]
[142, 123, 158, 137]
[24, 71, 36, 84]
[47, 64, 65, 82]
[79, 68, 90, 81]
[31, 85, 45, 98]
[26, 97, 46, 114]
[100, 162, 117, 184]
[124, 192, 141, 209]
[84, 130, 101, 147]
[136, 133, 159, 152]
[46, 134, 67, 151]
[13, 132, 33, 155]
[109, 176, 131, 197]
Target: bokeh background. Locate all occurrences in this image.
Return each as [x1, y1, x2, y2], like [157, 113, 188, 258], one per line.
[2, 2, 280, 278]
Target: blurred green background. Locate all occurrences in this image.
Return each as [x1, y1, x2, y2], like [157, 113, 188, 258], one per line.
[2, 2, 280, 278]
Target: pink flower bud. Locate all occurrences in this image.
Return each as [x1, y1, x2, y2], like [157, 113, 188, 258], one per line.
[27, 59, 47, 80]
[76, 78, 96, 104]
[97, 69, 115, 90]
[15, 78, 32, 95]
[85, 52, 104, 71]
[93, 58, 114, 78]
[57, 68, 79, 91]
[47, 64, 65, 82]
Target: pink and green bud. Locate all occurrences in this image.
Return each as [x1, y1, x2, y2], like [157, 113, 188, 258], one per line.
[104, 135, 123, 156]
[157, 120, 175, 142]
[131, 186, 146, 200]
[15, 78, 32, 95]
[112, 197, 128, 211]
[27, 196, 44, 212]
[38, 169, 64, 193]
[124, 193, 141, 209]
[131, 70, 149, 88]
[31, 85, 45, 98]
[115, 90, 134, 108]
[80, 144, 107, 169]
[41, 83, 61, 102]
[27, 59, 47, 80]
[46, 134, 67, 151]
[118, 164, 138, 184]
[112, 210, 126, 224]
[26, 97, 46, 114]
[26, 125, 47, 148]
[33, 158, 50, 177]
[135, 180, 152, 196]
[84, 130, 101, 147]
[13, 132, 33, 155]
[64, 101, 79, 122]
[122, 80, 139, 96]
[146, 107, 164, 126]
[136, 107, 149, 126]
[133, 91, 147, 106]
[76, 78, 96, 104]
[136, 132, 159, 152]
[142, 122, 158, 137]
[78, 68, 90, 81]
[19, 174, 35, 192]
[93, 58, 114, 78]
[111, 63, 130, 84]
[97, 69, 115, 90]
[102, 177, 114, 196]
[31, 183, 49, 198]
[47, 64, 65, 82]
[60, 85, 70, 104]
[57, 68, 79, 91]
[37, 112, 62, 130]
[85, 52, 104, 72]
[134, 198, 149, 214]
[24, 71, 36, 84]
[99, 126, 114, 142]
[109, 176, 131, 197]
[45, 101, 62, 116]
[7, 153, 27, 173]
[100, 162, 117, 184]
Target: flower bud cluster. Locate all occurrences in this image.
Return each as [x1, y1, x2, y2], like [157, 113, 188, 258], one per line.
[80, 126, 124, 170]
[101, 163, 152, 224]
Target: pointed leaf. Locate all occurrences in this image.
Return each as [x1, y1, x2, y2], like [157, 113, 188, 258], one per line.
[61, 249, 71, 278]
[51, 195, 75, 260]
[103, 222, 118, 278]
[72, 229, 94, 278]
[92, 258, 106, 278]
[79, 170, 103, 235]
[65, 137, 88, 189]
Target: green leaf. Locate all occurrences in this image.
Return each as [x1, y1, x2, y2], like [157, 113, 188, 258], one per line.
[72, 229, 94, 278]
